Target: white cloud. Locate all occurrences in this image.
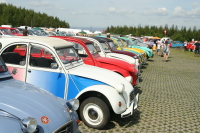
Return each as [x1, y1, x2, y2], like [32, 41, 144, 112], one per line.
[0, 0, 6, 3]
[58, 8, 67, 11]
[187, 7, 200, 18]
[30, 1, 51, 6]
[154, 8, 169, 15]
[71, 11, 86, 15]
[173, 6, 200, 18]
[173, 6, 187, 17]
[107, 7, 134, 14]
[143, 8, 168, 16]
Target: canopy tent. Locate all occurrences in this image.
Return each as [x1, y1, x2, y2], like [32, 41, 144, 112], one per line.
[78, 31, 87, 34]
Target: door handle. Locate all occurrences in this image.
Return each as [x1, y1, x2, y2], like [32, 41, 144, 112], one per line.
[12, 68, 17, 75]
[28, 69, 31, 73]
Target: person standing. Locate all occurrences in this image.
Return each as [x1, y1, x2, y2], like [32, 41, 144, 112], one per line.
[163, 41, 170, 62]
[152, 44, 157, 55]
[184, 41, 188, 51]
[23, 26, 28, 36]
[194, 41, 200, 56]
[157, 42, 161, 56]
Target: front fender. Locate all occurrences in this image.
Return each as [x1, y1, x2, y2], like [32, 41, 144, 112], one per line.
[0, 117, 23, 133]
[75, 85, 127, 114]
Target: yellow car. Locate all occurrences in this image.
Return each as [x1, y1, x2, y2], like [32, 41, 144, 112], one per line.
[110, 37, 147, 64]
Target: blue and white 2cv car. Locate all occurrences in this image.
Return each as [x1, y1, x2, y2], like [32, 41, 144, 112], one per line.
[0, 55, 79, 133]
[0, 36, 139, 129]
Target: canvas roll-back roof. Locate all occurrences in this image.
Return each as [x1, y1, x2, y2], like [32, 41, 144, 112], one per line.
[0, 36, 74, 49]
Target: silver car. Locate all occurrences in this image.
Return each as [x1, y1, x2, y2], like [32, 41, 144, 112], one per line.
[0, 56, 79, 133]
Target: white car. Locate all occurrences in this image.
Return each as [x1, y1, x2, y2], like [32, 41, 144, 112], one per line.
[0, 36, 139, 129]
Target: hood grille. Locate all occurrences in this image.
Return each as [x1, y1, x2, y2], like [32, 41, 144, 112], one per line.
[53, 121, 73, 133]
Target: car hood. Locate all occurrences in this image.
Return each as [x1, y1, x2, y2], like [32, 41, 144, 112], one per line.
[106, 53, 135, 64]
[96, 56, 134, 72]
[112, 49, 137, 57]
[0, 78, 72, 132]
[69, 64, 133, 93]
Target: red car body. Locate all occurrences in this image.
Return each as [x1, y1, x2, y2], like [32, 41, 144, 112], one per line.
[51, 36, 139, 86]
[186, 41, 195, 51]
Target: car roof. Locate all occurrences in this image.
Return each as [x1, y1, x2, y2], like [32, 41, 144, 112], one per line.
[71, 36, 93, 44]
[0, 36, 73, 49]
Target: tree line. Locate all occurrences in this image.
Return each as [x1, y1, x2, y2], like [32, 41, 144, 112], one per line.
[0, 3, 70, 28]
[105, 24, 200, 42]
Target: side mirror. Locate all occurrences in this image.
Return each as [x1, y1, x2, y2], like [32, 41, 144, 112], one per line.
[51, 63, 58, 69]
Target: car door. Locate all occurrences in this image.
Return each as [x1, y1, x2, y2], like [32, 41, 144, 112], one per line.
[0, 43, 28, 81]
[26, 43, 68, 99]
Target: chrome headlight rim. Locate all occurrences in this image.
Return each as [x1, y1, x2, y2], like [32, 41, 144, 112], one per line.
[66, 98, 79, 111]
[21, 117, 37, 133]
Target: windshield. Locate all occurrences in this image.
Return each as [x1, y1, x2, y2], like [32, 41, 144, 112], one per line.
[0, 57, 7, 73]
[99, 42, 111, 51]
[11, 29, 20, 34]
[86, 44, 98, 54]
[117, 40, 124, 47]
[56, 47, 80, 64]
[0, 29, 12, 35]
[127, 40, 135, 47]
[107, 41, 117, 50]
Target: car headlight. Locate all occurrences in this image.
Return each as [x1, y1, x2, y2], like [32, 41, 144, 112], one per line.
[115, 84, 125, 94]
[66, 98, 79, 111]
[21, 117, 37, 133]
[133, 55, 137, 59]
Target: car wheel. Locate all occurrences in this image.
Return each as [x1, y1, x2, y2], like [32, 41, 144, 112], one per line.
[79, 97, 110, 129]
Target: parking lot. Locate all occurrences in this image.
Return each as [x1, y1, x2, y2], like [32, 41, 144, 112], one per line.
[79, 48, 200, 133]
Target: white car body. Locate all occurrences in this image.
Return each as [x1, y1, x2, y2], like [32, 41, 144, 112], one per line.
[0, 36, 139, 129]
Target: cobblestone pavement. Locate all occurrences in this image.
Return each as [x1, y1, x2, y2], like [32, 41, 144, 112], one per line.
[79, 48, 200, 133]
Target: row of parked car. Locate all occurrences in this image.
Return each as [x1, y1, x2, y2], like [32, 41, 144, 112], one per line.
[0, 30, 153, 132]
[0, 26, 75, 37]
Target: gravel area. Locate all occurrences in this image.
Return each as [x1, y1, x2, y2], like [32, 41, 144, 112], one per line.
[79, 48, 200, 133]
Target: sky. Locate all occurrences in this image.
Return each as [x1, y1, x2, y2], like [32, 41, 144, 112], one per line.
[1, 0, 200, 30]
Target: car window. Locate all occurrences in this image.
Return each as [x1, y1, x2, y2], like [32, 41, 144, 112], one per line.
[29, 44, 57, 68]
[1, 44, 27, 66]
[73, 42, 88, 57]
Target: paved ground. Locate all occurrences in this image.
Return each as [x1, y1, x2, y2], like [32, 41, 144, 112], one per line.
[79, 48, 200, 133]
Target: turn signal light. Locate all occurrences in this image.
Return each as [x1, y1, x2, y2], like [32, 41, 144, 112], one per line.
[119, 102, 122, 107]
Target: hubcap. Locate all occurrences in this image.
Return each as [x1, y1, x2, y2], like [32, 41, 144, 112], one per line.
[88, 108, 98, 120]
[83, 103, 104, 125]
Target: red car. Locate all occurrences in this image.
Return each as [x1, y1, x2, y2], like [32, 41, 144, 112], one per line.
[186, 41, 195, 51]
[0, 27, 23, 36]
[52, 36, 139, 86]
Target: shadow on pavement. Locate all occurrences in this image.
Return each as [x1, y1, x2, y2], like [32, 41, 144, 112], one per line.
[147, 59, 154, 62]
[103, 110, 141, 130]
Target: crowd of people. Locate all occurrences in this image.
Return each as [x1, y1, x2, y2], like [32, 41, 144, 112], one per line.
[152, 39, 171, 62]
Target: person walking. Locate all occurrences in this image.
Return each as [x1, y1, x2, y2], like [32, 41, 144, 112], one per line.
[23, 26, 28, 36]
[163, 40, 170, 62]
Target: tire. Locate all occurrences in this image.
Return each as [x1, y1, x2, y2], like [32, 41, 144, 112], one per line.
[79, 97, 110, 129]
